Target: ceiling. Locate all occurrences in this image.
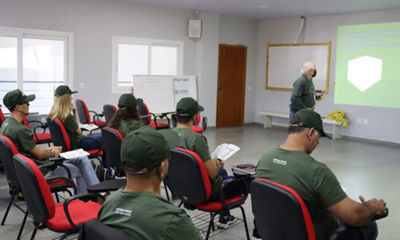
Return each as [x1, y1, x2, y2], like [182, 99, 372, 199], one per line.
[115, 0, 400, 20]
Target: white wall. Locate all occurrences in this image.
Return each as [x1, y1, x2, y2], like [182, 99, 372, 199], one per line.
[255, 10, 400, 144]
[219, 16, 258, 123]
[0, 0, 259, 127]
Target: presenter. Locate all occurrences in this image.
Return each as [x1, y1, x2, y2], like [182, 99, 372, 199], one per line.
[289, 61, 321, 119]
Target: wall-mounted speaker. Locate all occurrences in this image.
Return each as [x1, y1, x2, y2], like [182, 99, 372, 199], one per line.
[188, 19, 202, 39]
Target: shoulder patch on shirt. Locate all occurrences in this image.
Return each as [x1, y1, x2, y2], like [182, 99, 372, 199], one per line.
[115, 208, 132, 216]
[273, 158, 287, 165]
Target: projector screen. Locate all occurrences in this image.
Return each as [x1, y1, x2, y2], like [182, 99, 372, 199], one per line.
[335, 21, 400, 109]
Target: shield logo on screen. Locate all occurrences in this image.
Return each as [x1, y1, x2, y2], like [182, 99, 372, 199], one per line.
[347, 56, 383, 92]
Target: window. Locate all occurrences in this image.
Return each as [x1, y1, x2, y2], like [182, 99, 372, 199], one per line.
[112, 37, 183, 93]
[0, 27, 72, 114]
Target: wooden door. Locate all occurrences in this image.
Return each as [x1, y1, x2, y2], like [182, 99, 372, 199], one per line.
[216, 44, 247, 127]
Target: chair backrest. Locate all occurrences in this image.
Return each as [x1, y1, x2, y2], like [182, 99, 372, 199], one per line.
[47, 116, 71, 151]
[76, 99, 90, 124]
[22, 115, 31, 128]
[194, 114, 200, 125]
[103, 104, 118, 125]
[78, 219, 130, 240]
[0, 135, 20, 185]
[250, 178, 315, 240]
[0, 107, 5, 128]
[137, 102, 151, 125]
[14, 154, 55, 223]
[101, 127, 123, 173]
[166, 148, 211, 204]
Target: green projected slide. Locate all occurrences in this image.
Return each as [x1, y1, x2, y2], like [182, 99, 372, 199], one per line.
[335, 21, 400, 109]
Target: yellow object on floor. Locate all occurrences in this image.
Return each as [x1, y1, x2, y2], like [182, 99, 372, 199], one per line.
[328, 111, 348, 127]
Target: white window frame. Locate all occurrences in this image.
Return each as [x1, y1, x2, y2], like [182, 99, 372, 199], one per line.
[112, 36, 183, 93]
[0, 26, 74, 90]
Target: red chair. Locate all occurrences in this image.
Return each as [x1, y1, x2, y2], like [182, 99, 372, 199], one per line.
[250, 178, 381, 240]
[251, 178, 315, 240]
[165, 148, 250, 240]
[75, 99, 106, 127]
[0, 135, 76, 238]
[47, 116, 103, 158]
[102, 104, 118, 125]
[23, 115, 52, 146]
[137, 101, 170, 130]
[13, 154, 101, 239]
[191, 114, 207, 133]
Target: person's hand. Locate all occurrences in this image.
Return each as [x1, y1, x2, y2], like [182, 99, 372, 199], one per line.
[359, 195, 388, 216]
[70, 103, 76, 112]
[216, 158, 224, 169]
[50, 146, 62, 157]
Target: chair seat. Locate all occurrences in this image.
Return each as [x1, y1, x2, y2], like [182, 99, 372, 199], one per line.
[90, 121, 106, 127]
[149, 122, 170, 129]
[87, 149, 103, 156]
[33, 133, 52, 143]
[191, 126, 204, 133]
[46, 200, 101, 231]
[194, 195, 244, 211]
[47, 179, 73, 188]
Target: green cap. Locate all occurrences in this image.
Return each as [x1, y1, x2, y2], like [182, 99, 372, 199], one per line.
[176, 97, 204, 115]
[121, 126, 170, 175]
[55, 85, 77, 97]
[290, 109, 329, 138]
[3, 89, 35, 111]
[118, 94, 141, 109]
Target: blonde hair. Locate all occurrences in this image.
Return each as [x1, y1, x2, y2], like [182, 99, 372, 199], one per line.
[49, 94, 72, 121]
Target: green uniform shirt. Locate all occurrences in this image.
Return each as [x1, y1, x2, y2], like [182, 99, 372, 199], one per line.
[255, 148, 347, 240]
[117, 119, 142, 137]
[290, 74, 316, 112]
[98, 189, 203, 240]
[172, 127, 223, 195]
[0, 117, 50, 168]
[63, 114, 82, 149]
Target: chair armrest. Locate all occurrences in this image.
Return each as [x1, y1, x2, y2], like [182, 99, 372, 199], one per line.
[89, 110, 104, 123]
[40, 160, 73, 179]
[202, 116, 208, 131]
[29, 120, 48, 138]
[63, 193, 99, 229]
[218, 177, 249, 209]
[153, 113, 170, 127]
[46, 176, 77, 195]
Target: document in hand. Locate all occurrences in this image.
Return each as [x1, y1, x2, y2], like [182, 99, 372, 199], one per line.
[59, 148, 90, 159]
[211, 143, 240, 162]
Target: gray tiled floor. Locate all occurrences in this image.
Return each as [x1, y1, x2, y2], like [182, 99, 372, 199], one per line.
[1, 124, 399, 239]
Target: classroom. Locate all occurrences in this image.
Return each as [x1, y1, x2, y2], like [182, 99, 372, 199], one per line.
[0, 0, 399, 239]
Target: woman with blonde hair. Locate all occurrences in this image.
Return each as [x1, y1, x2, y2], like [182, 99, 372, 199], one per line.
[50, 85, 107, 167]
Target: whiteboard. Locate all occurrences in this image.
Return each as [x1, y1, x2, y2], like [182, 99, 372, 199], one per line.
[132, 75, 197, 113]
[132, 75, 175, 113]
[266, 43, 331, 92]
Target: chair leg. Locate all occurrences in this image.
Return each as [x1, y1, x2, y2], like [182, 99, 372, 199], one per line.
[1, 190, 17, 225]
[17, 211, 29, 240]
[239, 206, 250, 240]
[30, 226, 38, 240]
[205, 213, 217, 240]
[55, 192, 60, 203]
[210, 213, 215, 231]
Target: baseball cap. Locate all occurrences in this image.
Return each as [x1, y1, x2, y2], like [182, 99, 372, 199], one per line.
[3, 89, 35, 111]
[118, 94, 141, 109]
[121, 126, 170, 175]
[176, 97, 204, 115]
[290, 109, 330, 138]
[55, 85, 77, 97]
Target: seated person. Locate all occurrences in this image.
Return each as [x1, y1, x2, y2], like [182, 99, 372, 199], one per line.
[0, 89, 99, 194]
[99, 126, 202, 240]
[108, 93, 143, 137]
[49, 85, 107, 168]
[172, 97, 246, 228]
[254, 109, 387, 240]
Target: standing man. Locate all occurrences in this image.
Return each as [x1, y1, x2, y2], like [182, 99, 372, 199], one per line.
[254, 109, 387, 240]
[290, 61, 318, 119]
[99, 126, 202, 240]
